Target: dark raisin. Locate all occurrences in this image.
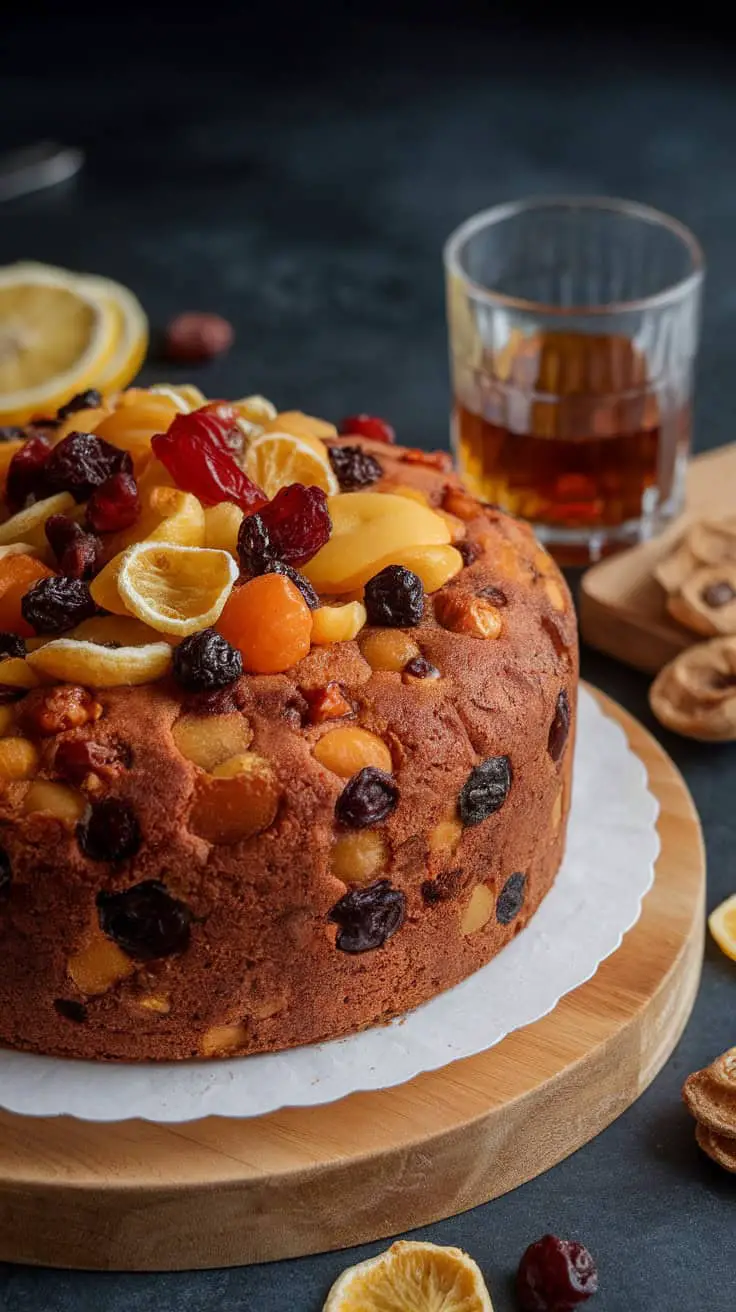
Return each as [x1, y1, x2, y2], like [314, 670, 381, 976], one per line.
[45, 514, 103, 580]
[702, 580, 736, 608]
[0, 426, 26, 442]
[21, 577, 97, 634]
[403, 655, 440, 680]
[5, 433, 52, 509]
[172, 627, 243, 692]
[478, 584, 508, 607]
[57, 389, 103, 420]
[0, 846, 11, 898]
[77, 798, 141, 862]
[458, 756, 512, 826]
[54, 999, 88, 1023]
[329, 879, 405, 952]
[96, 880, 192, 960]
[0, 632, 26, 659]
[364, 565, 424, 628]
[260, 561, 319, 610]
[516, 1234, 598, 1311]
[327, 443, 383, 491]
[86, 471, 140, 533]
[496, 872, 526, 924]
[44, 432, 132, 502]
[335, 766, 399, 828]
[259, 484, 331, 567]
[457, 539, 481, 567]
[421, 868, 465, 904]
[54, 739, 124, 785]
[237, 511, 272, 573]
[548, 690, 571, 763]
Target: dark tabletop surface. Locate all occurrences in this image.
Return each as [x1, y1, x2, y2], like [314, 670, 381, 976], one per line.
[0, 10, 734, 1310]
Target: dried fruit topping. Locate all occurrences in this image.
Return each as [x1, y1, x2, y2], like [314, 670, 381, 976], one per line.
[327, 444, 383, 491]
[260, 484, 331, 567]
[434, 589, 503, 639]
[77, 797, 141, 862]
[516, 1234, 598, 1311]
[401, 447, 453, 472]
[21, 577, 97, 634]
[0, 846, 10, 897]
[303, 492, 451, 595]
[97, 879, 192, 959]
[403, 654, 440, 680]
[164, 312, 234, 362]
[702, 579, 736, 608]
[314, 725, 392, 778]
[478, 584, 508, 607]
[57, 389, 103, 420]
[44, 432, 133, 503]
[55, 738, 124, 786]
[457, 539, 482, 567]
[441, 484, 483, 521]
[20, 685, 102, 736]
[335, 766, 399, 828]
[305, 682, 353, 724]
[260, 562, 319, 609]
[45, 514, 103, 580]
[364, 565, 424, 628]
[0, 426, 25, 442]
[0, 632, 26, 659]
[172, 627, 243, 692]
[548, 690, 571, 763]
[5, 433, 52, 509]
[151, 413, 266, 513]
[311, 601, 367, 645]
[329, 879, 405, 952]
[54, 998, 88, 1023]
[338, 414, 395, 444]
[237, 514, 322, 606]
[458, 756, 512, 826]
[86, 471, 140, 533]
[496, 872, 526, 924]
[218, 573, 313, 675]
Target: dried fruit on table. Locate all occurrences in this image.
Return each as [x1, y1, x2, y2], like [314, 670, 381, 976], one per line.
[338, 413, 395, 444]
[708, 893, 736, 962]
[649, 636, 736, 740]
[151, 412, 266, 513]
[217, 573, 312, 674]
[516, 1234, 598, 1311]
[244, 430, 338, 498]
[116, 542, 238, 637]
[28, 638, 173, 688]
[163, 312, 234, 362]
[322, 1240, 494, 1312]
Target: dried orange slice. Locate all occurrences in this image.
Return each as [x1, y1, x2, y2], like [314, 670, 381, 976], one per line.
[709, 893, 736, 962]
[117, 541, 238, 636]
[27, 638, 172, 687]
[244, 430, 339, 499]
[323, 1241, 494, 1312]
[76, 273, 148, 393]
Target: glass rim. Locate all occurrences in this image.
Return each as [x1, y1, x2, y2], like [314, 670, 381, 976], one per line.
[443, 195, 705, 317]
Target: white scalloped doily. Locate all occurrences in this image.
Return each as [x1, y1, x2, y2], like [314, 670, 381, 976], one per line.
[0, 686, 659, 1123]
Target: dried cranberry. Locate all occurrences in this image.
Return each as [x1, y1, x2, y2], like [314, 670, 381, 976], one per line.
[57, 389, 103, 420]
[164, 312, 234, 362]
[44, 432, 132, 503]
[86, 471, 140, 533]
[548, 690, 571, 763]
[97, 879, 192, 960]
[364, 565, 424, 628]
[5, 433, 51, 509]
[339, 414, 395, 444]
[403, 655, 440, 679]
[497, 872, 526, 924]
[54, 739, 124, 785]
[329, 879, 405, 952]
[45, 514, 102, 580]
[172, 627, 243, 692]
[0, 846, 11, 898]
[702, 580, 736, 608]
[335, 766, 399, 828]
[54, 999, 88, 1023]
[21, 577, 96, 634]
[457, 539, 482, 567]
[327, 444, 383, 491]
[151, 413, 266, 513]
[257, 484, 331, 567]
[0, 632, 26, 659]
[516, 1234, 598, 1311]
[458, 756, 512, 826]
[77, 798, 141, 862]
[478, 584, 508, 607]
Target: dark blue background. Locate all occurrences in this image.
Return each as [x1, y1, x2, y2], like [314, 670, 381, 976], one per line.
[0, 10, 734, 1309]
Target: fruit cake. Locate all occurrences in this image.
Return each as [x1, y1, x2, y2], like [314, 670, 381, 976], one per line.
[0, 389, 577, 1061]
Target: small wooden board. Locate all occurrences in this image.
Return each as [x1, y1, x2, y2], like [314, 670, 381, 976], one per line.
[0, 689, 705, 1272]
[580, 443, 736, 673]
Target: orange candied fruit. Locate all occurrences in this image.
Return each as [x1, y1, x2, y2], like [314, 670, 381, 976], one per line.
[0, 554, 54, 636]
[217, 574, 312, 674]
[305, 682, 353, 725]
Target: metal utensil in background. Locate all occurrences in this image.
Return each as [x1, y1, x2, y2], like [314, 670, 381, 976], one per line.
[0, 141, 84, 201]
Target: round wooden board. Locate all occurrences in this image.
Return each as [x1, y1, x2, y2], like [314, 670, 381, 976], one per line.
[0, 686, 705, 1272]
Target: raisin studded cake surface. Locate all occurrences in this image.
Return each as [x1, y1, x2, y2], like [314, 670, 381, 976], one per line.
[0, 398, 577, 1061]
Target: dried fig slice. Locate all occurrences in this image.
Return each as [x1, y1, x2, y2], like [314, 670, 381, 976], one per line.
[687, 516, 736, 566]
[654, 539, 700, 595]
[649, 637, 736, 740]
[667, 566, 736, 636]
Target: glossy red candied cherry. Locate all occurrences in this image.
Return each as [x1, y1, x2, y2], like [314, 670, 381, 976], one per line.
[339, 413, 395, 444]
[196, 402, 243, 458]
[151, 411, 266, 513]
[516, 1234, 598, 1311]
[86, 471, 140, 533]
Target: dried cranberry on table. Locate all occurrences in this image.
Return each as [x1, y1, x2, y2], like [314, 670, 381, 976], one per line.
[458, 756, 512, 826]
[45, 514, 102, 580]
[516, 1234, 598, 1311]
[5, 433, 52, 509]
[151, 413, 266, 513]
[548, 690, 571, 763]
[496, 872, 526, 924]
[338, 413, 396, 445]
[163, 312, 234, 363]
[364, 565, 425, 628]
[0, 846, 11, 897]
[21, 577, 97, 635]
[57, 389, 103, 420]
[44, 432, 132, 503]
[0, 632, 26, 659]
[97, 879, 192, 959]
[327, 443, 383, 491]
[172, 627, 243, 692]
[86, 471, 140, 533]
[335, 766, 399, 828]
[76, 797, 141, 862]
[329, 879, 405, 952]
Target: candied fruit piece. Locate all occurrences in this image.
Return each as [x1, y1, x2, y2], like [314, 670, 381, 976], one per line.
[364, 565, 424, 628]
[22, 577, 97, 635]
[497, 872, 526, 924]
[329, 879, 405, 952]
[164, 312, 234, 362]
[303, 492, 450, 595]
[5, 433, 51, 509]
[54, 738, 125, 786]
[77, 798, 141, 862]
[0, 737, 39, 780]
[45, 514, 102, 580]
[516, 1234, 598, 1311]
[136, 993, 171, 1015]
[190, 751, 280, 844]
[335, 766, 399, 828]
[27, 638, 173, 688]
[304, 682, 353, 724]
[360, 629, 420, 672]
[97, 879, 192, 960]
[387, 545, 463, 594]
[67, 929, 136, 995]
[330, 831, 387, 884]
[434, 590, 503, 638]
[311, 601, 367, 645]
[458, 756, 512, 826]
[459, 884, 494, 935]
[86, 471, 140, 533]
[217, 574, 312, 675]
[151, 412, 266, 513]
[23, 780, 86, 823]
[44, 431, 133, 502]
[339, 414, 395, 444]
[201, 1023, 249, 1056]
[204, 501, 243, 555]
[327, 444, 383, 491]
[548, 690, 571, 763]
[314, 726, 392, 778]
[171, 713, 253, 771]
[172, 627, 243, 692]
[20, 685, 102, 736]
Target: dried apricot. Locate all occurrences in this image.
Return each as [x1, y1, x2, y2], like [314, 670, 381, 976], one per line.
[217, 574, 312, 674]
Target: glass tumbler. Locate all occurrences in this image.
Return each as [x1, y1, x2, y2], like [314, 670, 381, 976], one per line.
[444, 197, 704, 563]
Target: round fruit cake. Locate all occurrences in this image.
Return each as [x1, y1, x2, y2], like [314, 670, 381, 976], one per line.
[0, 389, 577, 1061]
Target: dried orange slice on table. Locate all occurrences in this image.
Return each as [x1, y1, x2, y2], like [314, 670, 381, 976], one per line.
[323, 1241, 495, 1312]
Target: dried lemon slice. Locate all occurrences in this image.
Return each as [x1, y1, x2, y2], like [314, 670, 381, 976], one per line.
[244, 430, 339, 499]
[28, 639, 172, 687]
[76, 273, 148, 393]
[323, 1241, 494, 1312]
[709, 893, 736, 962]
[0, 492, 75, 547]
[149, 383, 207, 412]
[117, 541, 238, 636]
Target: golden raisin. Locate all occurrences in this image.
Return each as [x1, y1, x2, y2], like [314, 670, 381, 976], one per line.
[313, 726, 392, 777]
[67, 930, 136, 995]
[429, 818, 462, 855]
[434, 590, 503, 638]
[201, 1023, 248, 1056]
[359, 629, 420, 672]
